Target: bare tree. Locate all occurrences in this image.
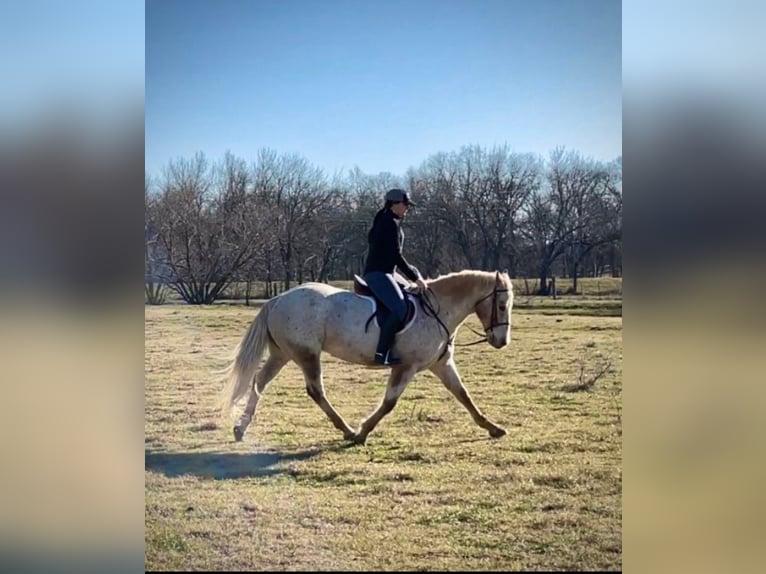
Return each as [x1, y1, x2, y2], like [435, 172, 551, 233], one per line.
[145, 145, 622, 298]
[403, 173, 446, 277]
[252, 149, 332, 291]
[481, 147, 540, 274]
[419, 150, 482, 269]
[563, 155, 622, 290]
[309, 179, 358, 282]
[405, 155, 462, 275]
[148, 152, 264, 304]
[408, 146, 538, 276]
[145, 174, 168, 304]
[520, 148, 615, 294]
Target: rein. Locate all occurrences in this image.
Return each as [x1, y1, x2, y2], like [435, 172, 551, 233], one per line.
[456, 326, 492, 347]
[417, 288, 454, 360]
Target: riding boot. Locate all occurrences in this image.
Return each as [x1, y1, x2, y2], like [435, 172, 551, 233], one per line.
[374, 313, 402, 365]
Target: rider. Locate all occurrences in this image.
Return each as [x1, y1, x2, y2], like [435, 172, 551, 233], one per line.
[363, 188, 428, 365]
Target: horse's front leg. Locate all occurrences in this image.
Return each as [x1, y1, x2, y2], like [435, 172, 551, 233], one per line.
[354, 366, 417, 445]
[429, 359, 506, 438]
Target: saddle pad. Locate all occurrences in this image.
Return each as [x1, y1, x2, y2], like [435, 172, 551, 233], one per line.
[355, 293, 418, 334]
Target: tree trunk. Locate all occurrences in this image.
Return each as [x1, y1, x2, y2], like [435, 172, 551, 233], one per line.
[318, 247, 334, 283]
[282, 242, 292, 292]
[572, 262, 579, 294]
[538, 266, 550, 296]
[506, 250, 516, 278]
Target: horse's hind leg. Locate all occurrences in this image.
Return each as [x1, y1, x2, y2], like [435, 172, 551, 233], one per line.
[295, 352, 356, 441]
[354, 366, 416, 445]
[429, 359, 507, 438]
[233, 352, 288, 442]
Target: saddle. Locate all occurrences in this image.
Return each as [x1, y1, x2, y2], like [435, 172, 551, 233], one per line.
[353, 274, 417, 333]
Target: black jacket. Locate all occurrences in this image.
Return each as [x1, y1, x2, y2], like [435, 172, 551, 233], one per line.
[363, 209, 420, 282]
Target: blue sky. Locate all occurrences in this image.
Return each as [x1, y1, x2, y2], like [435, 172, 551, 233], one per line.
[146, 0, 621, 178]
[0, 0, 144, 130]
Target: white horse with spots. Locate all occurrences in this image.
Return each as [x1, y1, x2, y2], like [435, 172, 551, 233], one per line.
[219, 269, 513, 445]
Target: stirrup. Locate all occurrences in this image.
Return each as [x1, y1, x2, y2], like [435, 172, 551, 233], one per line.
[375, 351, 401, 366]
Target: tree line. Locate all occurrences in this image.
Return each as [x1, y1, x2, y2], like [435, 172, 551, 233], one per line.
[145, 145, 621, 304]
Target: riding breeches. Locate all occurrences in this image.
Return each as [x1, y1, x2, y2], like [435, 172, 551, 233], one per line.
[363, 272, 407, 321]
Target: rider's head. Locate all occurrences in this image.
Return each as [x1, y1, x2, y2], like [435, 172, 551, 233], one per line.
[384, 188, 415, 218]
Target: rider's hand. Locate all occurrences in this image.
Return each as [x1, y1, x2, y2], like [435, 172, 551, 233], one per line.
[416, 277, 428, 293]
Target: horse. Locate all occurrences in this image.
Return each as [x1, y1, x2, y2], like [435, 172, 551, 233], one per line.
[218, 269, 514, 445]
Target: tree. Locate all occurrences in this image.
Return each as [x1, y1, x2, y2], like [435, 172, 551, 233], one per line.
[408, 146, 538, 276]
[520, 148, 616, 295]
[145, 174, 168, 304]
[562, 155, 622, 290]
[479, 146, 540, 274]
[147, 152, 265, 304]
[145, 144, 622, 297]
[251, 149, 331, 291]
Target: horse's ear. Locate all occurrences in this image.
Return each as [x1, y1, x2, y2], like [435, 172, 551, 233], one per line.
[495, 270, 501, 282]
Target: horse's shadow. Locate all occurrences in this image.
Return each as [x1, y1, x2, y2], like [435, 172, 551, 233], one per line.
[145, 443, 353, 480]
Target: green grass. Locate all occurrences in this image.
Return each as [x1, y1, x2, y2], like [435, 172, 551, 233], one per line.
[145, 303, 622, 570]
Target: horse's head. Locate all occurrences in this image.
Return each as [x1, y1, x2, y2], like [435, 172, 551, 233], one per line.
[474, 270, 513, 348]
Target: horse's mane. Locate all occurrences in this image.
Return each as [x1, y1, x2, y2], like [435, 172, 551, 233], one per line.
[428, 270, 509, 300]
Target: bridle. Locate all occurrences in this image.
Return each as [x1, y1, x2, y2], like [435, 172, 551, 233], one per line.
[459, 284, 510, 347]
[418, 282, 510, 358]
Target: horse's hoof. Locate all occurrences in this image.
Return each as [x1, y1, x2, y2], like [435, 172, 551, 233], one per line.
[233, 426, 244, 442]
[352, 433, 368, 445]
[489, 427, 507, 439]
[343, 431, 357, 442]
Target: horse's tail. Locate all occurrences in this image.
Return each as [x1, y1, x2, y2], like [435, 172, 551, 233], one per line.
[217, 300, 275, 418]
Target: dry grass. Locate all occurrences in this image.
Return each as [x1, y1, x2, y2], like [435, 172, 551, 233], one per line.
[145, 301, 622, 571]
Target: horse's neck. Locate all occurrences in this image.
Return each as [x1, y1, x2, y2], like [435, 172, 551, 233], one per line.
[429, 275, 491, 333]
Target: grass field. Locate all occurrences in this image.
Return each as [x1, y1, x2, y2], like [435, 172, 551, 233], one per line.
[145, 296, 622, 570]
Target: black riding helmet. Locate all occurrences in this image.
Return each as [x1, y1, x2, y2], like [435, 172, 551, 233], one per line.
[384, 188, 416, 206]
